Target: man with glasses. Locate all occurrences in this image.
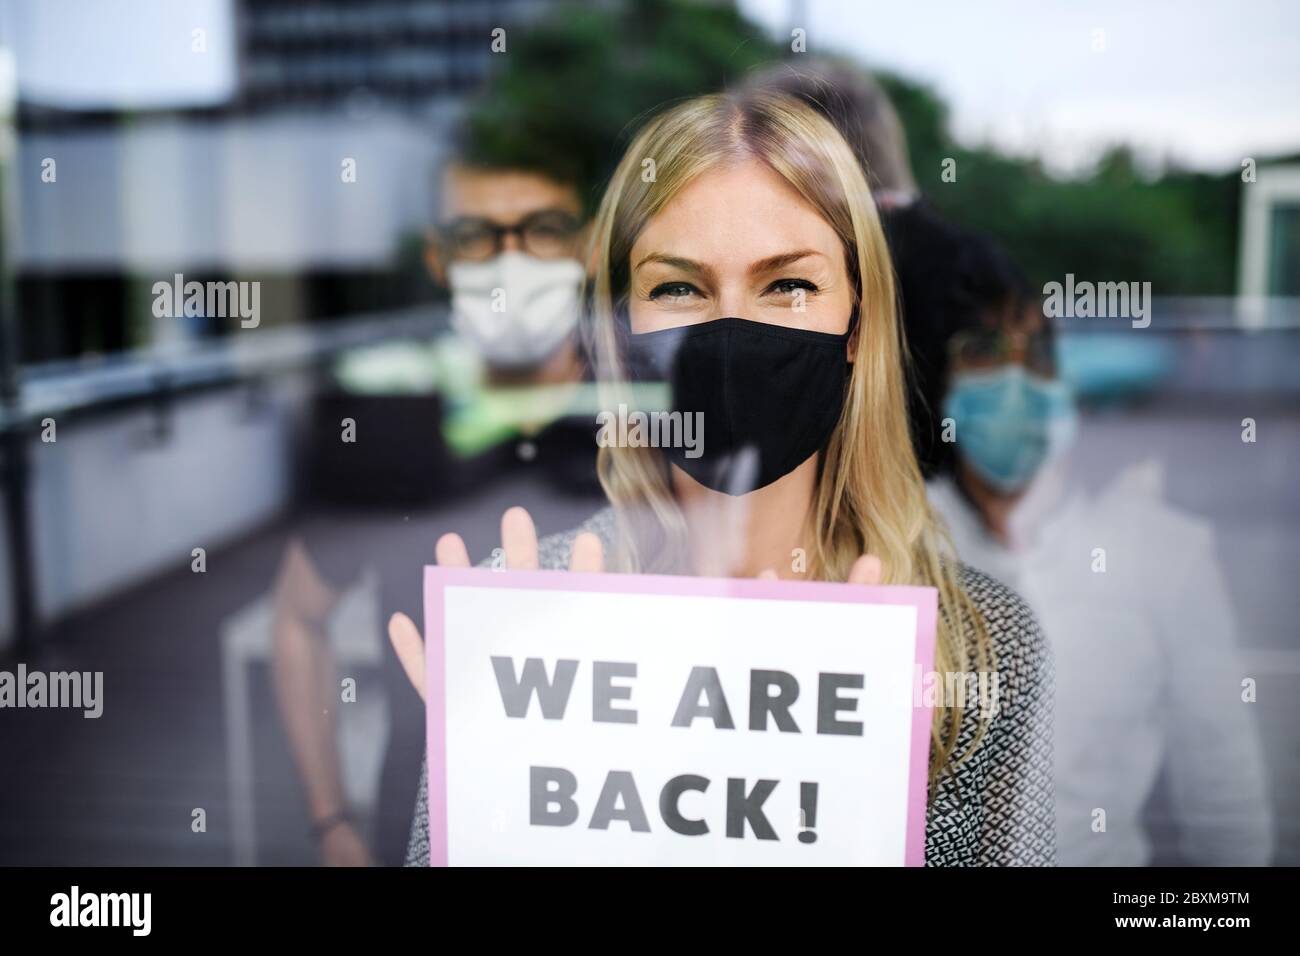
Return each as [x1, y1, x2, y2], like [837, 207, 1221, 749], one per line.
[272, 153, 604, 867]
[430, 165, 587, 387]
[422, 161, 598, 466]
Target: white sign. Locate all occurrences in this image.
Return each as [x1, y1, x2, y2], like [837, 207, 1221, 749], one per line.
[423, 567, 936, 866]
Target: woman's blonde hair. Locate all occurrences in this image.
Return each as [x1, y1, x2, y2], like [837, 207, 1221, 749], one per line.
[584, 91, 992, 784]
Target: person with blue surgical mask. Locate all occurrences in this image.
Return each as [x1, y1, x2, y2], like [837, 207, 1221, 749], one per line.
[942, 327, 1078, 504]
[920, 235, 1272, 867]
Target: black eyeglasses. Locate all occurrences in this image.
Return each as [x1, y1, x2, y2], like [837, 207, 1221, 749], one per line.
[436, 209, 581, 262]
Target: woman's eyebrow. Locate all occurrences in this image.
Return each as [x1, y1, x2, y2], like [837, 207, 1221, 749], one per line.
[634, 250, 823, 279]
[632, 253, 714, 282]
[748, 249, 824, 275]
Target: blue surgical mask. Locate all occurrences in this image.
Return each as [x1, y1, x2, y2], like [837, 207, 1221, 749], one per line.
[943, 365, 1077, 493]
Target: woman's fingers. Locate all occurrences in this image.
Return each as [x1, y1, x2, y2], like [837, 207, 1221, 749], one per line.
[387, 612, 427, 702]
[569, 531, 604, 573]
[435, 532, 471, 567]
[501, 506, 540, 570]
[847, 554, 884, 587]
[756, 568, 779, 581]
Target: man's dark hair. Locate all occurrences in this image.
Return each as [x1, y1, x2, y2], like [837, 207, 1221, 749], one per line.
[887, 210, 1041, 477]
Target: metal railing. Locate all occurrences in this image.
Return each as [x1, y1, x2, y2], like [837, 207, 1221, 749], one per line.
[3, 304, 449, 430]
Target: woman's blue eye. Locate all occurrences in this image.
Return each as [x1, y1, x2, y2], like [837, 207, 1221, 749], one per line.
[648, 282, 699, 300]
[767, 278, 818, 296]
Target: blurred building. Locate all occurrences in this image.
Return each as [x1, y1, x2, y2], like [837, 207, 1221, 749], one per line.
[0, 0, 557, 650]
[9, 0, 556, 362]
[1238, 162, 1300, 325]
[237, 0, 552, 111]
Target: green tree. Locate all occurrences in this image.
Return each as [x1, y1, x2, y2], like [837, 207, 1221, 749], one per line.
[878, 71, 1245, 294]
[466, 0, 1257, 295]
[461, 0, 781, 213]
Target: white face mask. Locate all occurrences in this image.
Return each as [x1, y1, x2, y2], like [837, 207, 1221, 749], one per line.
[447, 252, 584, 370]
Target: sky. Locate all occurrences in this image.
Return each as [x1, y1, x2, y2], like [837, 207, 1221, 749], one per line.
[0, 0, 236, 109]
[739, 0, 1300, 174]
[2, 0, 1297, 175]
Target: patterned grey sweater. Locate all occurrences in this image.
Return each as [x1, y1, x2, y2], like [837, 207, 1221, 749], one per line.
[405, 508, 1055, 866]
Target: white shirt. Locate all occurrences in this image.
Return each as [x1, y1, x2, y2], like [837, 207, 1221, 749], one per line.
[929, 458, 1272, 866]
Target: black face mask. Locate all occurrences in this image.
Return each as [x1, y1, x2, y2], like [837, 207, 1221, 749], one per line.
[625, 316, 853, 495]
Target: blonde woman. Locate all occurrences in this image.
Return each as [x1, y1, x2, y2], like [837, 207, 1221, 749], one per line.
[390, 91, 1053, 866]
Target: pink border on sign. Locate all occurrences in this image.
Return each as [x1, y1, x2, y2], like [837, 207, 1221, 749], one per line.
[422, 566, 937, 867]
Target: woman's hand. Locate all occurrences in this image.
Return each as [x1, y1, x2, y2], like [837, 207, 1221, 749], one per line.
[389, 505, 883, 702]
[387, 506, 604, 701]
